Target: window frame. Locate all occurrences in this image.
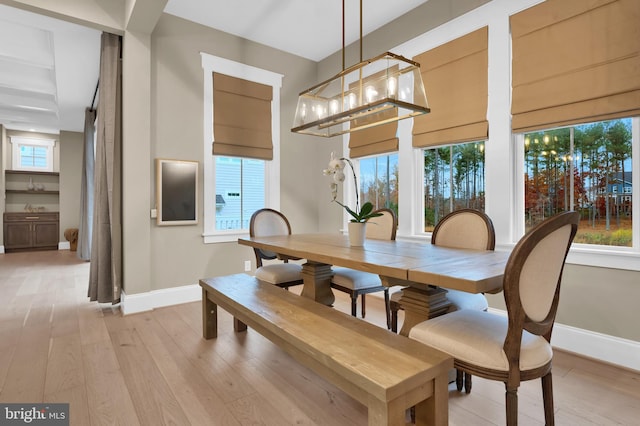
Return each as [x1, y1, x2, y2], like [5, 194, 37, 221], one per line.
[512, 117, 640, 270]
[201, 53, 283, 243]
[374, 0, 640, 271]
[10, 137, 56, 172]
[418, 140, 487, 232]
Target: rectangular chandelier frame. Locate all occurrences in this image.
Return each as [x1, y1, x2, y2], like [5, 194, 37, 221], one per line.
[291, 51, 430, 137]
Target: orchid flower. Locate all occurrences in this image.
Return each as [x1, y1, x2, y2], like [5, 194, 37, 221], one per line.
[323, 152, 382, 223]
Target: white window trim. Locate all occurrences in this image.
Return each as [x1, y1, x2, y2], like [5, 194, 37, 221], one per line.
[512, 126, 640, 271]
[200, 52, 283, 243]
[376, 0, 640, 270]
[10, 137, 56, 172]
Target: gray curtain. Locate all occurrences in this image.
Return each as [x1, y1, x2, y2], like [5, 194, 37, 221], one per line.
[88, 32, 122, 304]
[77, 108, 96, 261]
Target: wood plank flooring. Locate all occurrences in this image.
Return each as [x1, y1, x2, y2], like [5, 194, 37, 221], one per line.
[0, 250, 638, 425]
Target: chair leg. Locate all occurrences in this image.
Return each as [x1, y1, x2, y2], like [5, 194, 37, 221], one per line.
[505, 385, 518, 426]
[391, 308, 398, 333]
[456, 370, 463, 391]
[464, 372, 472, 393]
[384, 289, 390, 330]
[361, 294, 366, 318]
[351, 294, 358, 317]
[542, 372, 555, 426]
[390, 300, 399, 333]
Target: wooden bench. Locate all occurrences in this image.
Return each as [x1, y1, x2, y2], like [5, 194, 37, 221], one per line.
[200, 273, 452, 426]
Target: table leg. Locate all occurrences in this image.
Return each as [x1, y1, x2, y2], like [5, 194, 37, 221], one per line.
[202, 289, 217, 339]
[397, 286, 451, 337]
[300, 261, 335, 306]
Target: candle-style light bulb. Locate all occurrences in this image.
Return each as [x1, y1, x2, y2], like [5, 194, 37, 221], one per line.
[387, 77, 397, 97]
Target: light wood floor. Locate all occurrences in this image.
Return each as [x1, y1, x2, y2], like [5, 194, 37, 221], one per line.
[1, 250, 638, 425]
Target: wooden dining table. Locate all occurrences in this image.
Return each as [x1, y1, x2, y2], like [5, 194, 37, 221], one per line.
[239, 233, 511, 335]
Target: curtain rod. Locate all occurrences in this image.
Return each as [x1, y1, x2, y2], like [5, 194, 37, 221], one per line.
[90, 79, 99, 111]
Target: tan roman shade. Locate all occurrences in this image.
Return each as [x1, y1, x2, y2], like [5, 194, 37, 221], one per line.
[348, 67, 399, 158]
[511, 0, 640, 133]
[212, 73, 273, 160]
[412, 27, 488, 148]
[349, 108, 398, 158]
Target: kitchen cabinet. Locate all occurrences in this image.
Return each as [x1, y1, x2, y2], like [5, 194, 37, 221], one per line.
[3, 212, 59, 252]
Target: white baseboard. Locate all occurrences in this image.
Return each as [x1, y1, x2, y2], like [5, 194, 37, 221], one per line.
[120, 283, 201, 316]
[0, 245, 4, 254]
[59, 241, 70, 250]
[487, 308, 640, 372]
[551, 323, 640, 372]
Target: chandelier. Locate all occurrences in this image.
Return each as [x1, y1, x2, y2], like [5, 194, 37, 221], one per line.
[291, 0, 430, 138]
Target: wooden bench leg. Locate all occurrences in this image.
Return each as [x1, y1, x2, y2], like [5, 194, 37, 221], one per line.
[367, 398, 406, 426]
[234, 317, 247, 333]
[414, 373, 448, 426]
[202, 288, 217, 339]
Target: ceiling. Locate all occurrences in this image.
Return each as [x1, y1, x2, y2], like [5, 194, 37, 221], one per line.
[0, 4, 101, 135]
[0, 0, 429, 135]
[164, 0, 430, 61]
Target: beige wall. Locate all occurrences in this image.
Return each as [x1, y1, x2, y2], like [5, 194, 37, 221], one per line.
[487, 264, 640, 342]
[59, 131, 83, 242]
[147, 14, 324, 292]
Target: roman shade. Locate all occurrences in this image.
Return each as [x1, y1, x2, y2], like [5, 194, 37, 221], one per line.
[212, 73, 273, 160]
[348, 68, 399, 158]
[412, 27, 488, 148]
[511, 0, 640, 133]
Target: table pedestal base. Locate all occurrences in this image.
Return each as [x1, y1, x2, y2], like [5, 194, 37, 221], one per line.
[300, 262, 335, 306]
[397, 286, 451, 336]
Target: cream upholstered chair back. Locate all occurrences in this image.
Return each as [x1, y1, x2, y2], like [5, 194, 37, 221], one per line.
[504, 211, 579, 346]
[407, 211, 579, 425]
[432, 209, 495, 250]
[249, 208, 292, 267]
[365, 208, 397, 241]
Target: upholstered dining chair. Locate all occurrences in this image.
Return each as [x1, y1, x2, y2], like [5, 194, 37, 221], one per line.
[249, 208, 303, 290]
[330, 208, 396, 328]
[408, 211, 579, 426]
[430, 208, 496, 310]
[390, 208, 495, 389]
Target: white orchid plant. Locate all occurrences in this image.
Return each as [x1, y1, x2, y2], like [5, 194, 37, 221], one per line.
[323, 152, 382, 223]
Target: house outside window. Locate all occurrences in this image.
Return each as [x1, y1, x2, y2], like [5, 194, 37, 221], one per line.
[521, 118, 634, 247]
[214, 156, 265, 230]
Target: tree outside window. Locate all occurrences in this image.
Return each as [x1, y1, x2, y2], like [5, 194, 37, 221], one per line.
[423, 141, 486, 231]
[359, 154, 398, 218]
[523, 118, 632, 247]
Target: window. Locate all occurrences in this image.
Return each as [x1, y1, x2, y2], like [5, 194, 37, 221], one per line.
[201, 53, 282, 243]
[359, 153, 398, 217]
[423, 141, 485, 231]
[521, 118, 634, 247]
[10, 137, 55, 172]
[214, 157, 265, 230]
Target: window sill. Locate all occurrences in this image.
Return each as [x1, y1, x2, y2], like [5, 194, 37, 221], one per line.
[203, 230, 249, 244]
